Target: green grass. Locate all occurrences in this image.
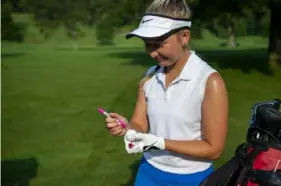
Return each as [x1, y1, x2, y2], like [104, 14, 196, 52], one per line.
[2, 37, 281, 186]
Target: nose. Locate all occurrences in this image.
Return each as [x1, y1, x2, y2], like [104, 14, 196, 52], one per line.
[145, 43, 160, 59]
[149, 50, 159, 59]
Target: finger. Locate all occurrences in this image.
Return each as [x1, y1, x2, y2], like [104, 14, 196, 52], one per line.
[132, 133, 145, 141]
[110, 128, 123, 136]
[117, 129, 126, 136]
[111, 130, 123, 136]
[109, 112, 119, 118]
[110, 113, 125, 121]
[125, 130, 137, 141]
[106, 122, 120, 129]
[135, 142, 144, 153]
[109, 125, 123, 133]
[106, 116, 117, 123]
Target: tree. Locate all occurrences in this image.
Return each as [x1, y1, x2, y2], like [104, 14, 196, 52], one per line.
[1, 2, 25, 42]
[94, 0, 151, 45]
[268, 0, 281, 66]
[17, 0, 87, 48]
[4, 0, 280, 63]
[191, 0, 281, 66]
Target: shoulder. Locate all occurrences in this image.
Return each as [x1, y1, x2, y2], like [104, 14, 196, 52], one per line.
[139, 65, 160, 89]
[204, 72, 228, 98]
[202, 72, 228, 117]
[206, 72, 225, 87]
[191, 51, 217, 76]
[194, 52, 226, 99]
[144, 65, 160, 76]
[200, 62, 226, 95]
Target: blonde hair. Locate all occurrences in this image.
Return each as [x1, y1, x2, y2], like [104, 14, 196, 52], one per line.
[145, 0, 191, 19]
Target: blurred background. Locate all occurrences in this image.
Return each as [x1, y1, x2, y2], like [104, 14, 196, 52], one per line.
[1, 0, 281, 186]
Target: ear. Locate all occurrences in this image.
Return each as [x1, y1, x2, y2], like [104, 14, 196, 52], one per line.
[181, 29, 190, 46]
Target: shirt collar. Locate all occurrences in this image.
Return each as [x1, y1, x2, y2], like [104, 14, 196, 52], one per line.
[156, 51, 199, 82]
[178, 51, 199, 81]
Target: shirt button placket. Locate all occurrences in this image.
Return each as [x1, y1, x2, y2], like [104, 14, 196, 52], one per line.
[165, 86, 173, 101]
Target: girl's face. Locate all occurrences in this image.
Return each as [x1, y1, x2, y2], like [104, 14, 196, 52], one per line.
[143, 29, 190, 67]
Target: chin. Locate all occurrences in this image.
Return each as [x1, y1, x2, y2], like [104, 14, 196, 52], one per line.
[158, 61, 174, 67]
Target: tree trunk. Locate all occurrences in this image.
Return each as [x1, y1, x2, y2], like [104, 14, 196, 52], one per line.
[228, 25, 236, 47]
[268, 0, 281, 66]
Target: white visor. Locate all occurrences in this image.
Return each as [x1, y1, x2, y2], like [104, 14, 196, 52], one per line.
[126, 14, 191, 39]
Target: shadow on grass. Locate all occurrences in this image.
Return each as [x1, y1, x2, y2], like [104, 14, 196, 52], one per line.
[121, 160, 140, 186]
[1, 52, 25, 59]
[110, 48, 273, 76]
[1, 157, 39, 186]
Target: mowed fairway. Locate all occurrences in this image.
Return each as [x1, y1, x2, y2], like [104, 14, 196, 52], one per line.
[2, 40, 281, 186]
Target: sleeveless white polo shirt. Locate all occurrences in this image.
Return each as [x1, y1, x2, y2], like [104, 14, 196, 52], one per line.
[143, 51, 217, 174]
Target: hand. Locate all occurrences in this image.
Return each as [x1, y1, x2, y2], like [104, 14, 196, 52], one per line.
[124, 130, 165, 154]
[106, 113, 128, 136]
[124, 130, 143, 154]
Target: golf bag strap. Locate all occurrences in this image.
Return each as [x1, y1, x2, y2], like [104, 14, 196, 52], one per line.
[235, 143, 252, 163]
[245, 169, 281, 186]
[235, 145, 267, 185]
[199, 157, 242, 186]
[199, 143, 250, 186]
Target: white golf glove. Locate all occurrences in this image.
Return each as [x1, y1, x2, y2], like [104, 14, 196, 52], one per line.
[124, 129, 165, 154]
[124, 130, 143, 154]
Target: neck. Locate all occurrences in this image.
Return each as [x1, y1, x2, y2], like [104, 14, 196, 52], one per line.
[165, 50, 190, 74]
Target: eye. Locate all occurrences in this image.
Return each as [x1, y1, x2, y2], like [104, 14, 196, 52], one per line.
[145, 43, 158, 49]
[160, 41, 167, 47]
[144, 40, 166, 51]
[145, 43, 151, 48]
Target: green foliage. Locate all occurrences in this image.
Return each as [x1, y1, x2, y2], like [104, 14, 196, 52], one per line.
[4, 0, 272, 41]
[233, 18, 248, 37]
[211, 17, 229, 38]
[206, 6, 270, 38]
[21, 0, 88, 40]
[2, 0, 275, 54]
[190, 20, 203, 39]
[96, 16, 115, 46]
[260, 10, 270, 37]
[1, 3, 26, 42]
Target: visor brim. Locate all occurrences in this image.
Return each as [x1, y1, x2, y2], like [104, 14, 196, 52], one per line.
[126, 26, 171, 40]
[126, 26, 190, 40]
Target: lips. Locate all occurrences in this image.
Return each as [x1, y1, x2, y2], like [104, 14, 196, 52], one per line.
[155, 56, 168, 62]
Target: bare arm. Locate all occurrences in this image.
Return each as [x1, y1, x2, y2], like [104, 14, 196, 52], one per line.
[165, 73, 229, 160]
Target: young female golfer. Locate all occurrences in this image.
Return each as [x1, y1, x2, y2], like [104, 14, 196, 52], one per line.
[105, 0, 229, 185]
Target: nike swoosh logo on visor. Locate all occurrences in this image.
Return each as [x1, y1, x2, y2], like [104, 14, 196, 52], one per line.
[142, 19, 153, 24]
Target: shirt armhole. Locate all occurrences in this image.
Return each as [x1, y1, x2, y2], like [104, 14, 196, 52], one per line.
[199, 70, 218, 103]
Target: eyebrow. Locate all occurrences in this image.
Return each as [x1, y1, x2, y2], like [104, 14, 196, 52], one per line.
[144, 37, 169, 44]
